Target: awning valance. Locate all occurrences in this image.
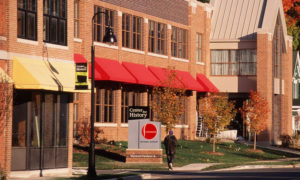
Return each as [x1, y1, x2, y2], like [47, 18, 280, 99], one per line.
[122, 62, 158, 86]
[74, 53, 87, 63]
[175, 70, 206, 92]
[196, 74, 219, 93]
[90, 58, 136, 84]
[13, 57, 75, 92]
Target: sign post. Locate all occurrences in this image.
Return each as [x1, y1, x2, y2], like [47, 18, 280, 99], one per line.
[126, 106, 162, 163]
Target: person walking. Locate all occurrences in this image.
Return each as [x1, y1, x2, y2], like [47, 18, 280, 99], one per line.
[164, 130, 178, 170]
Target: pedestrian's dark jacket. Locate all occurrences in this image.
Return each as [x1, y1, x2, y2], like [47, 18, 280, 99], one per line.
[164, 134, 178, 155]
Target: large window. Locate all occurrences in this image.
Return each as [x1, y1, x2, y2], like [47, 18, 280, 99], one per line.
[122, 14, 142, 50]
[43, 0, 67, 45]
[74, 0, 79, 38]
[148, 21, 167, 55]
[171, 26, 187, 59]
[211, 49, 257, 76]
[17, 0, 37, 40]
[96, 89, 116, 123]
[94, 6, 116, 44]
[196, 33, 202, 63]
[121, 91, 142, 123]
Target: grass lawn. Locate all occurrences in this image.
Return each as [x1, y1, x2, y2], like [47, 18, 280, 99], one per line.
[73, 140, 300, 170]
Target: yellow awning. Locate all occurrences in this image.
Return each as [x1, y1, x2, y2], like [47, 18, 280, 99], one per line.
[13, 57, 76, 92]
[0, 67, 13, 84]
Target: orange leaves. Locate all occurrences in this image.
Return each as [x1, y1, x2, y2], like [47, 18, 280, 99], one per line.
[240, 90, 270, 135]
[282, 0, 295, 12]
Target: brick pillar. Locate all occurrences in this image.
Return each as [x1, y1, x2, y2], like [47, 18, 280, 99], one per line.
[187, 91, 197, 140]
[115, 89, 122, 141]
[67, 99, 74, 175]
[256, 32, 273, 144]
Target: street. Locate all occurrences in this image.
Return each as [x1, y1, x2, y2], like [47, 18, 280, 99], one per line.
[138, 168, 300, 180]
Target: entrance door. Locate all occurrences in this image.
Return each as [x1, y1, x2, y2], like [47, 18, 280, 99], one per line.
[12, 91, 69, 171]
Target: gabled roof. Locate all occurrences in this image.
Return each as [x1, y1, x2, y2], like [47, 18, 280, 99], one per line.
[210, 0, 288, 44]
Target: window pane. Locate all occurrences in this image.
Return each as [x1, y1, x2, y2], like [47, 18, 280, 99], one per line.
[31, 94, 41, 147]
[57, 94, 68, 146]
[28, 0, 36, 11]
[17, 11, 25, 37]
[43, 94, 55, 147]
[58, 19, 66, 44]
[44, 0, 49, 14]
[26, 12, 36, 39]
[60, 0, 66, 18]
[50, 18, 58, 42]
[12, 99, 27, 147]
[18, 0, 25, 9]
[43, 16, 49, 41]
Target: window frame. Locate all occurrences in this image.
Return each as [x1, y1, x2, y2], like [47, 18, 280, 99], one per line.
[122, 13, 143, 50]
[95, 88, 116, 123]
[43, 0, 67, 46]
[210, 49, 257, 76]
[17, 0, 37, 40]
[74, 0, 79, 38]
[93, 6, 117, 44]
[196, 33, 202, 63]
[171, 26, 188, 59]
[121, 90, 142, 123]
[148, 20, 167, 55]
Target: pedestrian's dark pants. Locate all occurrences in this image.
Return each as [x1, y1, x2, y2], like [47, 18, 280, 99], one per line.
[167, 153, 175, 164]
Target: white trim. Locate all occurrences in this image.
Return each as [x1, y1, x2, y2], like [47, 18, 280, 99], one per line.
[118, 11, 122, 16]
[171, 57, 189, 62]
[121, 124, 128, 127]
[44, 43, 69, 50]
[0, 50, 8, 60]
[144, 18, 148, 24]
[148, 52, 168, 59]
[17, 38, 38, 46]
[122, 47, 145, 55]
[175, 125, 189, 128]
[73, 38, 82, 43]
[94, 42, 118, 49]
[196, 62, 205, 65]
[2, 51, 73, 64]
[94, 123, 118, 127]
[0, 36, 7, 41]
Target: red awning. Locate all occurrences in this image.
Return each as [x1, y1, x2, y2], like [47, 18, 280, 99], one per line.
[148, 66, 184, 88]
[89, 58, 136, 84]
[74, 54, 87, 63]
[196, 74, 219, 93]
[175, 70, 206, 92]
[122, 62, 159, 86]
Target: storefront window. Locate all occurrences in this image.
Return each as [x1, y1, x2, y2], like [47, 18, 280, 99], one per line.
[121, 91, 142, 123]
[96, 89, 116, 123]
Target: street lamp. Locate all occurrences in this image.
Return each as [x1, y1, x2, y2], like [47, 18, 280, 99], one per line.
[88, 11, 117, 177]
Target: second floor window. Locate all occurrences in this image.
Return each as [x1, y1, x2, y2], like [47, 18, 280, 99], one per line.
[94, 6, 116, 44]
[17, 0, 37, 40]
[148, 21, 167, 55]
[171, 26, 188, 59]
[196, 33, 202, 63]
[211, 49, 257, 76]
[43, 0, 67, 45]
[74, 0, 79, 38]
[122, 14, 142, 50]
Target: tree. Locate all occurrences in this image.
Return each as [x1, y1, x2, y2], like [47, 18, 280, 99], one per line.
[150, 68, 186, 133]
[198, 93, 236, 153]
[240, 90, 270, 150]
[282, 0, 300, 50]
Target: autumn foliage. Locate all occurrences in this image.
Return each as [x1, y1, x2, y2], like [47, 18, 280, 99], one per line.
[76, 121, 104, 145]
[240, 91, 270, 150]
[198, 93, 236, 152]
[150, 68, 186, 133]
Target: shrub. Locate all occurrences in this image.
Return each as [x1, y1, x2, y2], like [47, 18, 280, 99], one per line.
[280, 134, 293, 147]
[76, 121, 105, 145]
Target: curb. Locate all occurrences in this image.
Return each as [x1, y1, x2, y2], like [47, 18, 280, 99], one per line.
[208, 164, 300, 172]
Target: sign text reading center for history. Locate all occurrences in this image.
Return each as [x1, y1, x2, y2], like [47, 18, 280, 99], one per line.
[128, 107, 148, 119]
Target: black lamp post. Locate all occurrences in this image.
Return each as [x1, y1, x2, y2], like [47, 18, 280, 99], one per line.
[88, 11, 117, 177]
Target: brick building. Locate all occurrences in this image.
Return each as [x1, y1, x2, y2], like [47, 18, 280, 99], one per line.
[0, 0, 292, 178]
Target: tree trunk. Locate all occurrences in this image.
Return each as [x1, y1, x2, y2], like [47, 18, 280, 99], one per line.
[213, 134, 216, 153]
[254, 132, 257, 150]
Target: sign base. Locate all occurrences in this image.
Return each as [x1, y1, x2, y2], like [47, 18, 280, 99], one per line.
[125, 149, 163, 163]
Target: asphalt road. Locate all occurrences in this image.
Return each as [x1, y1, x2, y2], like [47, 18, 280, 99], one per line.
[138, 168, 300, 180]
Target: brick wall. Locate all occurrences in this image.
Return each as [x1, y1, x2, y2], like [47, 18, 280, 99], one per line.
[0, 0, 6, 36]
